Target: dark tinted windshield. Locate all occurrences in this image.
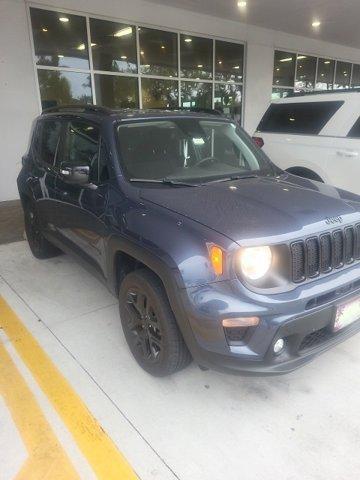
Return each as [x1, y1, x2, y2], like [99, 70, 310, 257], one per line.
[257, 100, 343, 135]
[117, 119, 273, 183]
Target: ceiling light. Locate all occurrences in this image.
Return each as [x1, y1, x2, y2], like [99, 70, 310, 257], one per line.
[218, 61, 222, 64]
[321, 73, 324, 76]
[114, 26, 132, 37]
[161, 45, 165, 49]
[91, 43, 97, 47]
[297, 55, 307, 60]
[77, 43, 86, 51]
[280, 57, 293, 62]
[238, 1, 247, 7]
[324, 60, 330, 64]
[141, 51, 144, 55]
[197, 64, 203, 68]
[58, 54, 64, 58]
[276, 68, 280, 71]
[234, 65, 240, 69]
[59, 17, 69, 23]
[312, 20, 321, 27]
[121, 55, 127, 59]
[184, 38, 192, 43]
[42, 27, 48, 32]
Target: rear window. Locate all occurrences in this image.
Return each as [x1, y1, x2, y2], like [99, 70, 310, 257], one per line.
[257, 100, 343, 135]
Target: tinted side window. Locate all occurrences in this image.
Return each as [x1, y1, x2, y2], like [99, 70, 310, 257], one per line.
[64, 121, 100, 183]
[257, 101, 343, 135]
[39, 120, 62, 165]
[348, 117, 360, 138]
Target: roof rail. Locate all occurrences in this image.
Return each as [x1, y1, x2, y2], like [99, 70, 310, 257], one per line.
[178, 107, 225, 116]
[287, 88, 360, 98]
[41, 104, 112, 115]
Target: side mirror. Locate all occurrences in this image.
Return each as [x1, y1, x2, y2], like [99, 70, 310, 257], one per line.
[59, 163, 90, 185]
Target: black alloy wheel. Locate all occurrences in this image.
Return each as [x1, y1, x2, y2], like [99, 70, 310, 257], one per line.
[119, 269, 192, 376]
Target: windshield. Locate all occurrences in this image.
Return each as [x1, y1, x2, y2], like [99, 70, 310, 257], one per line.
[117, 118, 274, 183]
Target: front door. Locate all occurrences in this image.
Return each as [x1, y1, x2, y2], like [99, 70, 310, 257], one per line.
[54, 119, 110, 276]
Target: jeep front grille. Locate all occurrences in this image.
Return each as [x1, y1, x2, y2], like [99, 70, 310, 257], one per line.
[291, 224, 360, 283]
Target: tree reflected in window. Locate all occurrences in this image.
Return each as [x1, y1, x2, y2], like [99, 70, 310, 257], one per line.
[38, 70, 92, 109]
[142, 78, 178, 109]
[95, 75, 139, 108]
[181, 82, 212, 109]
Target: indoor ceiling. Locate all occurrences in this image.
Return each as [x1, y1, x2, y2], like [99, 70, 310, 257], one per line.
[144, 0, 360, 49]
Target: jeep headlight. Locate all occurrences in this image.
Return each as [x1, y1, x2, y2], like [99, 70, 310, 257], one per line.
[239, 246, 272, 281]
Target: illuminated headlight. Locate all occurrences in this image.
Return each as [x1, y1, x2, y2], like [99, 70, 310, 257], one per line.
[239, 246, 272, 281]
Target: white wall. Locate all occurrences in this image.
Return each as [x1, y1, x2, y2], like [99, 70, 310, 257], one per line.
[1, 0, 360, 201]
[0, 0, 39, 202]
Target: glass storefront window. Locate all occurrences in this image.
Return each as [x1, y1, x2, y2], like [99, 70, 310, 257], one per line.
[139, 28, 178, 77]
[215, 41, 244, 82]
[180, 35, 213, 80]
[30, 8, 89, 70]
[37, 70, 92, 109]
[95, 75, 139, 108]
[295, 55, 317, 92]
[214, 84, 242, 123]
[141, 78, 178, 109]
[181, 81, 212, 109]
[351, 64, 360, 88]
[316, 58, 335, 90]
[273, 51, 296, 87]
[334, 61, 351, 89]
[90, 19, 137, 73]
[271, 87, 294, 100]
[30, 8, 245, 122]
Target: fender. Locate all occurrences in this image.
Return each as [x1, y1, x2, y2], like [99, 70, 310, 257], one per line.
[106, 234, 202, 361]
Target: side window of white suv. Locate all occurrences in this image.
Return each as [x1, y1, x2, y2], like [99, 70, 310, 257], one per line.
[257, 101, 344, 135]
[348, 117, 360, 138]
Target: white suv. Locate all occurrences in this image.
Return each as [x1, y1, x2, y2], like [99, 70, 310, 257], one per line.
[254, 90, 360, 194]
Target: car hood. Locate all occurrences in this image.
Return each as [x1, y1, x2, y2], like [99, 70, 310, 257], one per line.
[140, 174, 360, 244]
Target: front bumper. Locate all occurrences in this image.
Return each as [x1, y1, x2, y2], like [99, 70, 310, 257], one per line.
[173, 265, 360, 375]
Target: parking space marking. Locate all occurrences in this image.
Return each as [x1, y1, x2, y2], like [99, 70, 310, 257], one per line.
[0, 342, 79, 480]
[0, 296, 138, 480]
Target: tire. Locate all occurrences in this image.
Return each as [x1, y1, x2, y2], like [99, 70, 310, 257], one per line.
[23, 201, 62, 259]
[119, 269, 192, 376]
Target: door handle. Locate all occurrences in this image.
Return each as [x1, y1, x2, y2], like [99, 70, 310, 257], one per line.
[336, 150, 359, 158]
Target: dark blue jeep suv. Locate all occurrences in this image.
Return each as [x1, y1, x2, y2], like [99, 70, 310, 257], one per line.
[17, 105, 360, 376]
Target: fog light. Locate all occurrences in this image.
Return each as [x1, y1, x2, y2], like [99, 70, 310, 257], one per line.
[273, 338, 285, 355]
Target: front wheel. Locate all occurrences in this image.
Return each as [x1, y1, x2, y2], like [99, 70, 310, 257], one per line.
[119, 269, 192, 376]
[24, 201, 62, 259]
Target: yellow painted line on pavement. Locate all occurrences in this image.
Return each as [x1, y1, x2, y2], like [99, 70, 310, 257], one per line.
[0, 296, 138, 480]
[0, 342, 80, 480]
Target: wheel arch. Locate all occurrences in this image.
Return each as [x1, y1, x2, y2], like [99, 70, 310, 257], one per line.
[106, 236, 200, 359]
[286, 166, 324, 182]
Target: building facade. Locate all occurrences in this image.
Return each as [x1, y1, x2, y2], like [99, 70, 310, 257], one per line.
[1, 0, 360, 202]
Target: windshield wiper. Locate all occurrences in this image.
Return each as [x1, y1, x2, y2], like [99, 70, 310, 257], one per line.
[204, 174, 259, 184]
[129, 178, 199, 187]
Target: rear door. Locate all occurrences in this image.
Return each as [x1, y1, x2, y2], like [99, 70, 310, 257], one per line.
[328, 115, 360, 194]
[30, 117, 63, 231]
[54, 118, 110, 275]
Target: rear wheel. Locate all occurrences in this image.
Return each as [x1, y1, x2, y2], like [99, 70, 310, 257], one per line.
[119, 269, 192, 376]
[24, 202, 61, 259]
